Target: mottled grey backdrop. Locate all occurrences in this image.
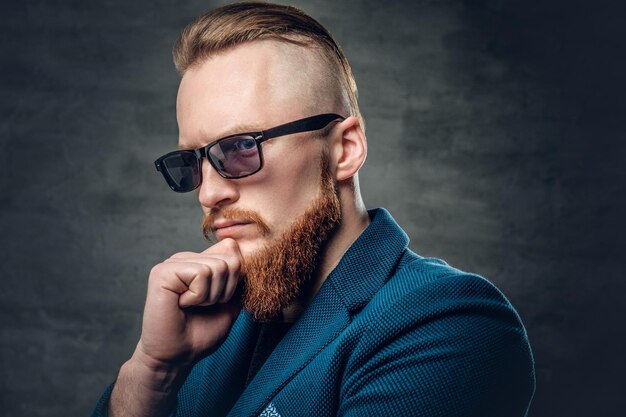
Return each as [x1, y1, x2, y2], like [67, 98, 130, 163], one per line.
[1, 0, 625, 416]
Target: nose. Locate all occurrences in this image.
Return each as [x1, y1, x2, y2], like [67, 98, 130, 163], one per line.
[197, 158, 239, 209]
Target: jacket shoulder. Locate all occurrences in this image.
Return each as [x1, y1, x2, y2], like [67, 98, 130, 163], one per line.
[365, 251, 517, 320]
[339, 251, 535, 416]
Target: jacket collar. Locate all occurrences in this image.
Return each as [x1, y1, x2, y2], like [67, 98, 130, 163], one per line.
[227, 208, 409, 416]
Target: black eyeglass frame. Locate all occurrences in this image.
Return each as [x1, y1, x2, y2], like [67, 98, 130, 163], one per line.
[154, 113, 346, 192]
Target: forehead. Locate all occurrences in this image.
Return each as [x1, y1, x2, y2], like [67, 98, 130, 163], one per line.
[176, 40, 332, 149]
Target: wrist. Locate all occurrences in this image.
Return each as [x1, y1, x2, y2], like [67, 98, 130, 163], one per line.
[127, 344, 193, 394]
[109, 349, 192, 417]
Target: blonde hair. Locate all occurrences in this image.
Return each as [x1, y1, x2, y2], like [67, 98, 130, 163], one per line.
[173, 1, 363, 128]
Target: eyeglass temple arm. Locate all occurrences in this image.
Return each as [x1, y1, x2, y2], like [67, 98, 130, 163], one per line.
[259, 113, 345, 142]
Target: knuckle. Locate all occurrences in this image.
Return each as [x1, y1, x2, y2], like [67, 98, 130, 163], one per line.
[220, 238, 237, 251]
[198, 263, 213, 277]
[148, 263, 170, 285]
[229, 256, 242, 272]
[149, 263, 164, 277]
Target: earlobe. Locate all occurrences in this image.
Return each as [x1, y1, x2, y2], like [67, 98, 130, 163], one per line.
[333, 117, 367, 182]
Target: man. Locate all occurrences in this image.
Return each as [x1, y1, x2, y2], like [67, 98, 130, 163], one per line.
[92, 2, 535, 416]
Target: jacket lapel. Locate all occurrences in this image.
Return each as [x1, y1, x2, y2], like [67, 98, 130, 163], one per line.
[188, 312, 260, 416]
[325, 208, 410, 314]
[227, 283, 350, 417]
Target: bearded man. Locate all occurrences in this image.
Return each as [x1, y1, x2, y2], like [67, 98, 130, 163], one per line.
[92, 2, 535, 416]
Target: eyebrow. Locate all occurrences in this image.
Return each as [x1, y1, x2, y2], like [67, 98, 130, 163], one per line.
[177, 122, 266, 150]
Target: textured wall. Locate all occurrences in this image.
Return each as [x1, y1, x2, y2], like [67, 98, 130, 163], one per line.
[1, 1, 624, 416]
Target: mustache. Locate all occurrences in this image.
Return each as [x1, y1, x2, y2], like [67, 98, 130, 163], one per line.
[202, 207, 271, 240]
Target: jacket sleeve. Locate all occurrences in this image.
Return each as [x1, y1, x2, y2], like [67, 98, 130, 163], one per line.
[90, 383, 113, 417]
[338, 273, 535, 417]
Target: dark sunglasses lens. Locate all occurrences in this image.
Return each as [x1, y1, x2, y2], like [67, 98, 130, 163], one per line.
[161, 151, 200, 192]
[208, 136, 261, 178]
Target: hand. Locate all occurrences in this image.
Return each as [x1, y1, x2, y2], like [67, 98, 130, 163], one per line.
[136, 237, 243, 370]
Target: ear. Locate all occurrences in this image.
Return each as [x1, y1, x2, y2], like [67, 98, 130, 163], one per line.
[330, 116, 367, 182]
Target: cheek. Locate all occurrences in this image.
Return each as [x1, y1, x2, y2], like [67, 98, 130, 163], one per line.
[255, 152, 322, 232]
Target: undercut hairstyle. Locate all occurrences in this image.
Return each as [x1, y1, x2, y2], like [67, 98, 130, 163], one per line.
[173, 1, 363, 129]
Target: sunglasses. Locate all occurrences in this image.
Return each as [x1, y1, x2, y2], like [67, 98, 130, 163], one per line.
[154, 113, 345, 193]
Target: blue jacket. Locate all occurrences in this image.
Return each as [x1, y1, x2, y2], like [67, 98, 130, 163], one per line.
[93, 208, 535, 416]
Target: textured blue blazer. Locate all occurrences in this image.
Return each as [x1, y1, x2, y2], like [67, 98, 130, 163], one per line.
[93, 208, 535, 416]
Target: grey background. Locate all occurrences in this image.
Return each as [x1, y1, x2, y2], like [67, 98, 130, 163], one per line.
[1, 0, 625, 416]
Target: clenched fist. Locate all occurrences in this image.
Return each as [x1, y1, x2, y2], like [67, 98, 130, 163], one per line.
[108, 238, 244, 417]
[137, 237, 244, 368]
